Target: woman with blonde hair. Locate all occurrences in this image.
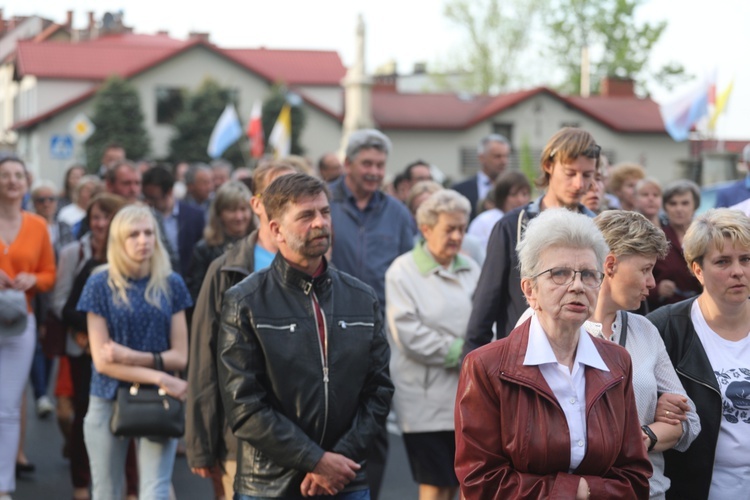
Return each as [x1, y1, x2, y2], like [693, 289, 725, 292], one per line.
[589, 210, 700, 498]
[648, 208, 750, 499]
[77, 205, 192, 499]
[187, 181, 254, 299]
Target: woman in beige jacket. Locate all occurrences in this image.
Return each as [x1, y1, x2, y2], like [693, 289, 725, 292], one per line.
[385, 189, 480, 500]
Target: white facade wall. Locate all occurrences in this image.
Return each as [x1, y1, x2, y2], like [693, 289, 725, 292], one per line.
[16, 45, 343, 186]
[35, 78, 95, 117]
[296, 85, 343, 117]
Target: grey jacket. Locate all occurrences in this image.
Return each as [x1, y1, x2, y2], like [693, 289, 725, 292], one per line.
[185, 231, 258, 469]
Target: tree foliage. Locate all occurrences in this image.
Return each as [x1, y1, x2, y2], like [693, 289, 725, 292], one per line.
[169, 78, 245, 165]
[437, 0, 546, 94]
[86, 75, 150, 171]
[546, 0, 687, 94]
[261, 84, 307, 156]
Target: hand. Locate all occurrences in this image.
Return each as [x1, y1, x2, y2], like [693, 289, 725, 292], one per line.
[0, 269, 13, 288]
[158, 374, 188, 400]
[657, 279, 676, 299]
[300, 473, 326, 497]
[100, 339, 133, 364]
[575, 477, 590, 500]
[74, 332, 89, 350]
[655, 393, 690, 425]
[12, 272, 36, 291]
[308, 452, 360, 495]
[190, 466, 213, 478]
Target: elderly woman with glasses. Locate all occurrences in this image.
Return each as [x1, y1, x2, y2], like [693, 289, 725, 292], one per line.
[455, 208, 651, 500]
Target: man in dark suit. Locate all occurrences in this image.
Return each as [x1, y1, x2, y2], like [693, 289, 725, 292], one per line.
[142, 165, 206, 277]
[715, 144, 750, 207]
[452, 134, 511, 219]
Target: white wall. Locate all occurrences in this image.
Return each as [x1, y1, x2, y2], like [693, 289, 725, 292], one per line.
[17, 44, 343, 185]
[35, 79, 95, 116]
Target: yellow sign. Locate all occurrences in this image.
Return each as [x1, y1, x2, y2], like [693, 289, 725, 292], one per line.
[69, 113, 95, 142]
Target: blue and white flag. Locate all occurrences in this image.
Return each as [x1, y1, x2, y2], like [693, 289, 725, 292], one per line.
[659, 73, 714, 142]
[207, 104, 242, 158]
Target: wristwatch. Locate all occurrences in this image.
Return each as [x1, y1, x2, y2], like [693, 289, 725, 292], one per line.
[641, 425, 658, 451]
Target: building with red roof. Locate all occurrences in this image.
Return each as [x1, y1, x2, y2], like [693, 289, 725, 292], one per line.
[2, 10, 690, 188]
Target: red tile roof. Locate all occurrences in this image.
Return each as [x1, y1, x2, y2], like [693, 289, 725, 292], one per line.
[371, 86, 666, 133]
[222, 48, 345, 86]
[15, 36, 186, 80]
[10, 33, 665, 135]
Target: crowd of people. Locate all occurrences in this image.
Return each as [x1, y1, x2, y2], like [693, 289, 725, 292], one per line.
[0, 129, 748, 500]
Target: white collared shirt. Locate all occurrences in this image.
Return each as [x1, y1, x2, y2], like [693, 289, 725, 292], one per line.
[476, 170, 493, 202]
[523, 315, 609, 472]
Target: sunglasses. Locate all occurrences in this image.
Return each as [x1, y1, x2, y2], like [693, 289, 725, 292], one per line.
[33, 196, 56, 203]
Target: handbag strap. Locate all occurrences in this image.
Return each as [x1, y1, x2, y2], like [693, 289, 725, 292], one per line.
[618, 310, 628, 348]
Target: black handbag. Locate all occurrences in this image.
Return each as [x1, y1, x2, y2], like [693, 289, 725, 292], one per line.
[109, 354, 185, 438]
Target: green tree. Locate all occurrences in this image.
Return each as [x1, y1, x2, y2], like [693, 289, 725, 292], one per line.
[262, 84, 307, 156]
[435, 0, 546, 94]
[169, 78, 244, 165]
[86, 75, 150, 171]
[546, 0, 688, 94]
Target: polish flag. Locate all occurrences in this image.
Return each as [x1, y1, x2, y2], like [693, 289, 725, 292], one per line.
[247, 100, 264, 159]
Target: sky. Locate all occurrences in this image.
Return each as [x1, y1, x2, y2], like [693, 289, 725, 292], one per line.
[6, 0, 750, 139]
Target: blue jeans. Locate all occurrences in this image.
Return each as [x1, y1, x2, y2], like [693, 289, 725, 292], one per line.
[236, 489, 370, 500]
[84, 396, 178, 500]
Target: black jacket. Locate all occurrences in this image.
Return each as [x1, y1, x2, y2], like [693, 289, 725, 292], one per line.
[186, 231, 258, 470]
[218, 254, 393, 497]
[647, 298, 720, 500]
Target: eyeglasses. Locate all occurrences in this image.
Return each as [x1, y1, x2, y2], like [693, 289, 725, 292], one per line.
[549, 144, 601, 160]
[532, 267, 604, 288]
[33, 196, 56, 203]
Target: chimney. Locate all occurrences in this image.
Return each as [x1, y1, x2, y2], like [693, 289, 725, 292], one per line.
[188, 31, 210, 42]
[600, 77, 635, 98]
[0, 9, 4, 31]
[66, 10, 73, 28]
[88, 11, 95, 32]
[157, 30, 169, 36]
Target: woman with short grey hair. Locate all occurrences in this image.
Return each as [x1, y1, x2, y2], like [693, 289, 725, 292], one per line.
[456, 208, 651, 499]
[386, 189, 479, 500]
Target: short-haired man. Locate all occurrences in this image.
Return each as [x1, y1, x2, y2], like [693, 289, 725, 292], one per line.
[105, 161, 141, 203]
[317, 152, 344, 183]
[453, 134, 511, 219]
[329, 129, 414, 307]
[218, 173, 393, 500]
[142, 166, 205, 276]
[98, 143, 126, 177]
[184, 163, 214, 213]
[462, 128, 599, 358]
[328, 130, 412, 498]
[211, 160, 232, 191]
[716, 144, 750, 207]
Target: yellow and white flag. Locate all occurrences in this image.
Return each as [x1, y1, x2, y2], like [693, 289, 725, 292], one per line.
[709, 79, 734, 131]
[268, 104, 291, 159]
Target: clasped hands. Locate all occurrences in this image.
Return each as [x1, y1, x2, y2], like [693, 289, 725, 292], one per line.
[300, 451, 360, 497]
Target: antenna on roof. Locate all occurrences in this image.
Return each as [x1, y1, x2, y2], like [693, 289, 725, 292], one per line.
[102, 12, 114, 31]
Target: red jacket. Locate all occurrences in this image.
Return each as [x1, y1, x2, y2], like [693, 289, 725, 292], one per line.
[455, 320, 652, 499]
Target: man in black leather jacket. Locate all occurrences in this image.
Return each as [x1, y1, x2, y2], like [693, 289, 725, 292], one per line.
[218, 174, 393, 499]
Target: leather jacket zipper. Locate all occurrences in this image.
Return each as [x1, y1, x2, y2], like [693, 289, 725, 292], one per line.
[675, 368, 721, 398]
[338, 321, 374, 329]
[310, 291, 329, 445]
[256, 323, 297, 332]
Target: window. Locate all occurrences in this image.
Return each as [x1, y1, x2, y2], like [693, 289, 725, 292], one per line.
[156, 87, 184, 124]
[492, 123, 513, 145]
